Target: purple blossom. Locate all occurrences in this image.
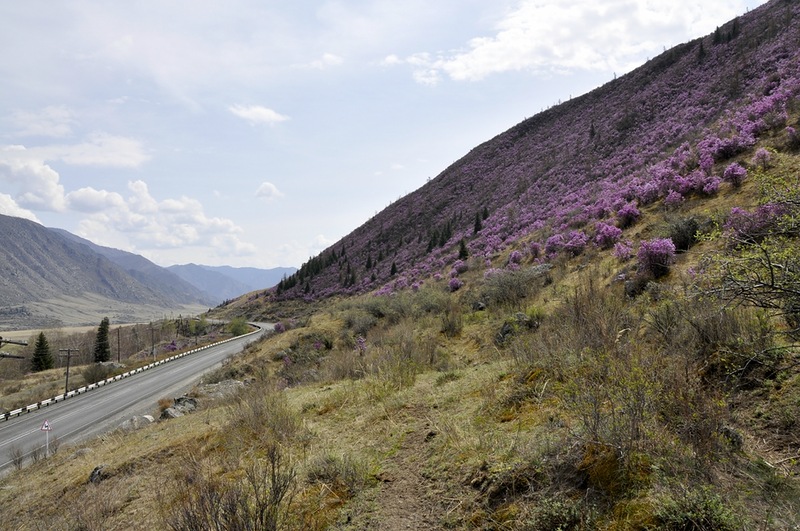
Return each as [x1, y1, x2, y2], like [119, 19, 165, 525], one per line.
[722, 162, 747, 187]
[613, 240, 633, 261]
[274, 322, 286, 333]
[617, 201, 641, 228]
[508, 250, 523, 265]
[664, 190, 685, 208]
[637, 238, 676, 278]
[594, 222, 623, 249]
[544, 233, 565, 255]
[724, 204, 786, 244]
[448, 277, 464, 292]
[751, 147, 771, 169]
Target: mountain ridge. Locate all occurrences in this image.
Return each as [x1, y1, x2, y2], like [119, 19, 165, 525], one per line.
[275, 0, 797, 300]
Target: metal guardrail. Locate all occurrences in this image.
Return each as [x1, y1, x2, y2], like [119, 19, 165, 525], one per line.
[0, 325, 262, 422]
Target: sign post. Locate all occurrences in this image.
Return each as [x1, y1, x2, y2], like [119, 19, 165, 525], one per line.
[40, 419, 52, 455]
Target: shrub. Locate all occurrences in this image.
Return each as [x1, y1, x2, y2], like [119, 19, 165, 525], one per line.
[82, 363, 112, 385]
[448, 277, 464, 292]
[563, 230, 589, 256]
[594, 222, 622, 249]
[306, 453, 369, 499]
[637, 238, 676, 278]
[617, 201, 641, 228]
[723, 162, 747, 187]
[664, 190, 685, 209]
[654, 486, 739, 531]
[752, 147, 772, 169]
[667, 217, 700, 252]
[787, 126, 800, 149]
[613, 240, 634, 261]
[481, 265, 552, 309]
[544, 233, 565, 255]
[723, 204, 785, 245]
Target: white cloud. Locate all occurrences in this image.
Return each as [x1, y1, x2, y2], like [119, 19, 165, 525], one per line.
[0, 148, 66, 211]
[6, 134, 149, 168]
[229, 105, 290, 126]
[10, 105, 76, 138]
[66, 187, 125, 213]
[57, 133, 150, 167]
[390, 0, 751, 84]
[308, 52, 344, 70]
[255, 181, 285, 201]
[75, 179, 255, 258]
[0, 193, 40, 222]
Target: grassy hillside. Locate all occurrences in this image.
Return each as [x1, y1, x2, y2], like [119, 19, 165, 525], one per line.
[1, 145, 798, 528]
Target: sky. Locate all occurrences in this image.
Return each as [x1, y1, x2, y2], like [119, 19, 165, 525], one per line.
[0, 0, 769, 269]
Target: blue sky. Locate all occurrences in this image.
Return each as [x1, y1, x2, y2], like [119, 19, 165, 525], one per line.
[0, 0, 768, 268]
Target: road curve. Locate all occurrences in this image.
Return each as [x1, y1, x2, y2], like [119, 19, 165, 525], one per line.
[0, 323, 271, 474]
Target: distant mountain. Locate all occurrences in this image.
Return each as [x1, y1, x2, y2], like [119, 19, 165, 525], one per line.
[168, 264, 296, 303]
[51, 229, 215, 307]
[0, 215, 209, 328]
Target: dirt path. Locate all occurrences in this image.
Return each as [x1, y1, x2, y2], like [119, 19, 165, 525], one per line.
[347, 408, 454, 530]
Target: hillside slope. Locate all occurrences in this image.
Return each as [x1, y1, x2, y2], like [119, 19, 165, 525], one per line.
[0, 215, 207, 328]
[276, 0, 800, 300]
[52, 229, 215, 306]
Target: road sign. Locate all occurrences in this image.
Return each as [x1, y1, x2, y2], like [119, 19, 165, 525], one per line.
[41, 420, 51, 431]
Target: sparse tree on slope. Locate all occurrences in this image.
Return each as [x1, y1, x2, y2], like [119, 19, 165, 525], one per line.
[31, 332, 53, 372]
[94, 317, 111, 363]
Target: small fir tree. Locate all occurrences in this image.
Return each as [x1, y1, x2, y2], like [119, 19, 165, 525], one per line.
[94, 317, 111, 362]
[459, 238, 469, 260]
[31, 332, 53, 372]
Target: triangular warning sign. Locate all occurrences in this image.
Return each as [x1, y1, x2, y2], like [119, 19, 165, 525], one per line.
[40, 420, 52, 431]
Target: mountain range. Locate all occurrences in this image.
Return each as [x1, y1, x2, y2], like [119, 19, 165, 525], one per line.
[0, 215, 295, 329]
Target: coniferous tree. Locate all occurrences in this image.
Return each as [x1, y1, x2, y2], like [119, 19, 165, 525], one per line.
[94, 317, 111, 362]
[459, 238, 469, 260]
[31, 332, 53, 372]
[474, 211, 483, 234]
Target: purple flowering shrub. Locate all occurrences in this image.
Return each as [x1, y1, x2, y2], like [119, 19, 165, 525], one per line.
[751, 147, 772, 170]
[448, 277, 464, 292]
[617, 201, 641, 228]
[787, 126, 800, 149]
[724, 204, 786, 245]
[637, 238, 676, 278]
[613, 240, 634, 261]
[594, 222, 623, 249]
[274, 322, 286, 333]
[723, 162, 748, 187]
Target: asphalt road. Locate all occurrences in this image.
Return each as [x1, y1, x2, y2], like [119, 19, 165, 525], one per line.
[0, 324, 269, 474]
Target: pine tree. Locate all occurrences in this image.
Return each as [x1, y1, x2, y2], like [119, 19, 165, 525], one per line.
[94, 317, 111, 362]
[474, 211, 483, 234]
[459, 238, 469, 260]
[31, 332, 53, 372]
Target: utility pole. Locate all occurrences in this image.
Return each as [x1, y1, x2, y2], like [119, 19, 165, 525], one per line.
[117, 327, 121, 363]
[59, 348, 79, 395]
[0, 336, 27, 359]
[150, 322, 155, 362]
